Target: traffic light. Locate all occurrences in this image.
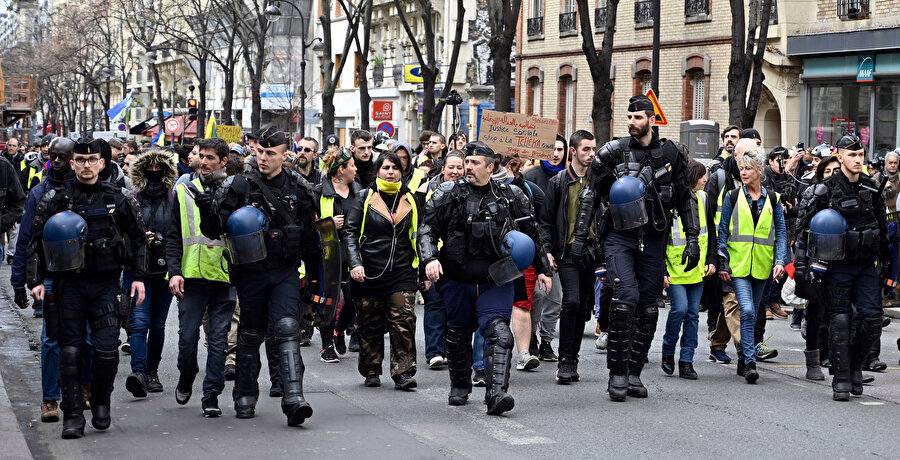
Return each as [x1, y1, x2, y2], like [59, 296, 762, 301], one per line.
[188, 98, 198, 121]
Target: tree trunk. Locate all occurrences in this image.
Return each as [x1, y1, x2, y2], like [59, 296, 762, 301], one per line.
[576, 0, 618, 142]
[487, 0, 521, 113]
[320, 3, 336, 137]
[742, 0, 773, 128]
[357, 2, 372, 131]
[151, 61, 166, 143]
[197, 55, 207, 139]
[250, 35, 266, 131]
[727, 0, 749, 126]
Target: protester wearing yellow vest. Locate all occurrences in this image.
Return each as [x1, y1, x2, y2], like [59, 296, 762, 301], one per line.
[165, 138, 236, 417]
[716, 148, 787, 384]
[661, 161, 718, 380]
[343, 151, 420, 389]
[392, 141, 427, 193]
[312, 148, 361, 362]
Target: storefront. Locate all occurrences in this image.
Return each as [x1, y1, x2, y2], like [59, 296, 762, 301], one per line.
[791, 30, 900, 159]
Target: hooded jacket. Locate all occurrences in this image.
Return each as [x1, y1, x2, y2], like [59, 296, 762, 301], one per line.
[131, 150, 178, 275]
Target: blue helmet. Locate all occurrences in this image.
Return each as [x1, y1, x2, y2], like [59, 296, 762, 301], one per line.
[225, 206, 269, 265]
[609, 176, 648, 230]
[488, 231, 535, 285]
[43, 211, 87, 272]
[809, 209, 847, 261]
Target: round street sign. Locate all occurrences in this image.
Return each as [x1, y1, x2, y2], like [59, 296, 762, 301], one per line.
[117, 123, 127, 132]
[377, 121, 395, 137]
[165, 118, 181, 133]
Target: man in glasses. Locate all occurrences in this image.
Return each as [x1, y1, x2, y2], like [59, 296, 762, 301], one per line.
[27, 138, 149, 438]
[295, 137, 323, 186]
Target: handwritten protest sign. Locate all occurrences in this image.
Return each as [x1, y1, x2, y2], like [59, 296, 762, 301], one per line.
[479, 110, 558, 161]
[217, 125, 242, 144]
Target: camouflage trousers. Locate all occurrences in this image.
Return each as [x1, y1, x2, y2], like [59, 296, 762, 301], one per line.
[354, 291, 417, 379]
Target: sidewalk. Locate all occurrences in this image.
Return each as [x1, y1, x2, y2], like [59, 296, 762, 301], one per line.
[0, 301, 34, 459]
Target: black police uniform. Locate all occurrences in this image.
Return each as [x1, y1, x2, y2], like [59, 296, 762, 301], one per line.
[795, 149, 888, 401]
[28, 142, 148, 437]
[590, 99, 700, 401]
[198, 128, 322, 425]
[419, 144, 552, 415]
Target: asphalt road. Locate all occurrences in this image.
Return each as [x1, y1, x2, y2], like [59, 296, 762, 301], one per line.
[1, 265, 899, 459]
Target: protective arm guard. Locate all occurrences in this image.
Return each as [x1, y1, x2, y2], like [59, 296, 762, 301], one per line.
[509, 185, 552, 276]
[341, 190, 366, 269]
[418, 182, 453, 265]
[198, 175, 245, 241]
[417, 224, 439, 264]
[590, 143, 620, 200]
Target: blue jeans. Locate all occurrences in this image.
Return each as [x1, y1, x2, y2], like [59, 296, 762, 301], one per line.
[473, 330, 484, 371]
[422, 285, 447, 360]
[176, 279, 236, 398]
[129, 274, 173, 374]
[731, 277, 767, 364]
[41, 279, 93, 401]
[662, 282, 703, 362]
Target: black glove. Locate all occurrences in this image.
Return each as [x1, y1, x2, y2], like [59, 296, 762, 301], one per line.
[13, 286, 28, 309]
[681, 236, 701, 272]
[194, 191, 213, 211]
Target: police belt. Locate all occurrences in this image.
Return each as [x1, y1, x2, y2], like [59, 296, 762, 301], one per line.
[844, 227, 879, 253]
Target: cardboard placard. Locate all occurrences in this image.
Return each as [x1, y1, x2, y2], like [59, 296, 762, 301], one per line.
[217, 125, 242, 144]
[478, 110, 557, 161]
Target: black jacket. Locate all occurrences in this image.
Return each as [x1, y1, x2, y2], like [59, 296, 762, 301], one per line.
[523, 163, 561, 195]
[0, 156, 25, 232]
[313, 177, 362, 268]
[343, 185, 418, 276]
[540, 165, 581, 260]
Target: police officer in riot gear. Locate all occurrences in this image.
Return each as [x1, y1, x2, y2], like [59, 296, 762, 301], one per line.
[795, 133, 889, 401]
[27, 138, 148, 439]
[419, 142, 552, 415]
[588, 95, 700, 401]
[197, 127, 322, 426]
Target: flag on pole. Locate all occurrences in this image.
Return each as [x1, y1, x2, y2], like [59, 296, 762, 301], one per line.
[205, 114, 217, 139]
[107, 90, 134, 123]
[151, 129, 164, 146]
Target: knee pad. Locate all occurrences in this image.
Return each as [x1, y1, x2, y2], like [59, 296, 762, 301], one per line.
[609, 301, 635, 331]
[273, 316, 300, 341]
[60, 345, 80, 364]
[239, 328, 265, 346]
[94, 348, 119, 364]
[487, 319, 514, 349]
[641, 305, 659, 325]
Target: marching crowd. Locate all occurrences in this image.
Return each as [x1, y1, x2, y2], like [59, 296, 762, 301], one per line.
[0, 94, 896, 440]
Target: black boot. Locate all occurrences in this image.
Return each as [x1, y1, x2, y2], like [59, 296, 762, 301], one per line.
[626, 305, 658, 398]
[529, 333, 539, 357]
[90, 348, 118, 431]
[274, 317, 313, 427]
[484, 319, 515, 415]
[234, 330, 262, 418]
[678, 361, 698, 380]
[661, 354, 675, 375]
[606, 301, 635, 402]
[829, 313, 852, 401]
[804, 350, 825, 381]
[744, 361, 759, 383]
[850, 316, 882, 397]
[445, 328, 473, 406]
[59, 346, 85, 439]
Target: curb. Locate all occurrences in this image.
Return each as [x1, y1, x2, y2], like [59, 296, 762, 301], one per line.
[0, 338, 32, 460]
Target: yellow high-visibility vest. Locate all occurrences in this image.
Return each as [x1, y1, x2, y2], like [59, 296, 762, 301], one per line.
[176, 179, 229, 282]
[666, 190, 708, 285]
[726, 188, 777, 280]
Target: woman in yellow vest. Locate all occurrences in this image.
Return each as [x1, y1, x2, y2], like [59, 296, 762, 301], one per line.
[344, 151, 420, 389]
[662, 160, 717, 380]
[716, 148, 788, 384]
[312, 148, 362, 362]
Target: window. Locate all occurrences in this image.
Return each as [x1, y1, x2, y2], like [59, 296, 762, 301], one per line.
[684, 0, 709, 17]
[691, 71, 705, 119]
[531, 0, 542, 17]
[682, 54, 709, 120]
[526, 68, 543, 116]
[559, 0, 577, 36]
[564, 79, 575, 135]
[595, 0, 609, 30]
[641, 73, 652, 94]
[528, 0, 544, 38]
[632, 57, 652, 96]
[354, 52, 360, 87]
[634, 0, 652, 26]
[557, 64, 576, 136]
[837, 0, 869, 19]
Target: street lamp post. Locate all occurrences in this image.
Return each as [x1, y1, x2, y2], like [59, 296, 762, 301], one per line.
[102, 66, 112, 130]
[264, 0, 320, 139]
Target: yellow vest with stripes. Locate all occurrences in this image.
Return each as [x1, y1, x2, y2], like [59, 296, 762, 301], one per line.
[726, 188, 777, 280]
[176, 179, 229, 282]
[666, 190, 708, 285]
[361, 189, 419, 269]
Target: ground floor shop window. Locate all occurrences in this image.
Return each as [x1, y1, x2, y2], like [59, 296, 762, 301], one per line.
[807, 81, 900, 159]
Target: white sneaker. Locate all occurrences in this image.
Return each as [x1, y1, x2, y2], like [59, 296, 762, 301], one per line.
[428, 355, 447, 368]
[595, 332, 609, 350]
[516, 351, 539, 371]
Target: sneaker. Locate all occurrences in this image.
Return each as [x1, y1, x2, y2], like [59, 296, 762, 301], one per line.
[320, 345, 340, 363]
[595, 332, 608, 350]
[538, 341, 558, 362]
[556, 358, 578, 384]
[516, 351, 539, 371]
[472, 369, 486, 387]
[348, 334, 360, 352]
[864, 359, 887, 372]
[790, 323, 802, 331]
[334, 331, 347, 355]
[428, 355, 447, 369]
[120, 341, 131, 355]
[41, 400, 59, 423]
[202, 396, 221, 418]
[299, 329, 312, 347]
[755, 341, 779, 361]
[175, 373, 194, 405]
[769, 303, 788, 319]
[126, 372, 149, 398]
[146, 371, 163, 393]
[708, 350, 732, 364]
[224, 364, 236, 381]
[364, 374, 381, 387]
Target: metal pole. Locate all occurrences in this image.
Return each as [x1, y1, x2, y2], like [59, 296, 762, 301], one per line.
[300, 47, 306, 138]
[651, 0, 660, 95]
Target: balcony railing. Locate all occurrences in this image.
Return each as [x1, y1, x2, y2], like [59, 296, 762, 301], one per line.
[685, 0, 709, 17]
[837, 0, 869, 19]
[595, 7, 608, 30]
[527, 16, 544, 38]
[634, 0, 652, 25]
[559, 11, 577, 36]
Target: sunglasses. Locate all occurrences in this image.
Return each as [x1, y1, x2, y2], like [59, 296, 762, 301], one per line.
[300, 147, 314, 153]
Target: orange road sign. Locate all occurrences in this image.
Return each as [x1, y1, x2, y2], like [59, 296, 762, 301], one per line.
[644, 89, 668, 126]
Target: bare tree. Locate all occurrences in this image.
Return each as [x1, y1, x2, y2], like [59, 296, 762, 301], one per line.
[728, 0, 773, 128]
[117, 0, 168, 138]
[486, 0, 520, 113]
[319, 0, 365, 135]
[575, 0, 619, 142]
[392, 0, 466, 131]
[353, 1, 373, 131]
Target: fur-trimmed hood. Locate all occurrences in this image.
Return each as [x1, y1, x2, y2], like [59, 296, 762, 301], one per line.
[130, 149, 178, 191]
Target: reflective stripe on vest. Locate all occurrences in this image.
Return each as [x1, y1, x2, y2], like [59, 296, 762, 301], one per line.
[405, 168, 426, 193]
[176, 179, 229, 282]
[27, 167, 43, 189]
[666, 190, 708, 285]
[360, 189, 419, 269]
[727, 188, 776, 279]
